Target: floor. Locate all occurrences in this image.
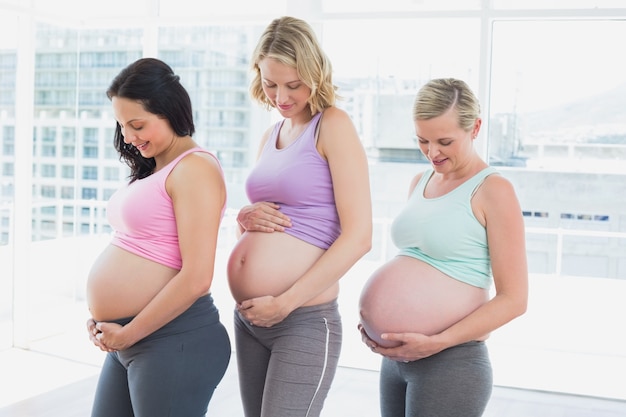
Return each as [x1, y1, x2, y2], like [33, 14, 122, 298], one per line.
[1, 348, 626, 417]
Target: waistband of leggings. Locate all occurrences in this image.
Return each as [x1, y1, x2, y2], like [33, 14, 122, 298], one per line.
[290, 299, 339, 316]
[236, 298, 339, 325]
[106, 293, 220, 337]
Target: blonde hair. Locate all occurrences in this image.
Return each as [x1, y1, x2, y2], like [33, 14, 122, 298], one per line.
[249, 16, 337, 114]
[412, 78, 480, 131]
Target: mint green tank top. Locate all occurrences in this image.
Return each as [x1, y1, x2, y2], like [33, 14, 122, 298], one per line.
[390, 166, 498, 289]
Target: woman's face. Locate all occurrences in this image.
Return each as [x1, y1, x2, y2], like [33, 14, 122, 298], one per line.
[112, 96, 174, 159]
[414, 108, 480, 174]
[258, 58, 312, 119]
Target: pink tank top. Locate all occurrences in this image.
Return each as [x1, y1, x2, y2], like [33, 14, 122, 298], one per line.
[107, 147, 224, 269]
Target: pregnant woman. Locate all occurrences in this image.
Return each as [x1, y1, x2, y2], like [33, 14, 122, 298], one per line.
[227, 16, 372, 417]
[359, 78, 528, 417]
[85, 58, 231, 417]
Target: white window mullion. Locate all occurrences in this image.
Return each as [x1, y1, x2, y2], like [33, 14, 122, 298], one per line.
[12, 12, 36, 349]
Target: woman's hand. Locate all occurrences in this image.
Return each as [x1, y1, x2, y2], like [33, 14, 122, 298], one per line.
[237, 202, 291, 233]
[93, 321, 137, 351]
[373, 332, 446, 362]
[358, 323, 380, 352]
[86, 318, 115, 353]
[358, 323, 445, 362]
[237, 295, 291, 327]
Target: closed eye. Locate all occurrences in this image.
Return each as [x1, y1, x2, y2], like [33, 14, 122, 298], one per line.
[418, 139, 452, 146]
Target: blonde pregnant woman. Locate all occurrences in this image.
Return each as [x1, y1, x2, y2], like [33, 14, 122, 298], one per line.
[227, 16, 372, 417]
[85, 58, 231, 417]
[358, 78, 528, 417]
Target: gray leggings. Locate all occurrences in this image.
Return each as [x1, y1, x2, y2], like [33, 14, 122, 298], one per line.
[234, 300, 342, 417]
[91, 294, 231, 417]
[380, 341, 493, 417]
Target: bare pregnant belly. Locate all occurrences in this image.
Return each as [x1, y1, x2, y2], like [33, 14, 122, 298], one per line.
[227, 231, 337, 306]
[86, 245, 178, 321]
[359, 255, 489, 347]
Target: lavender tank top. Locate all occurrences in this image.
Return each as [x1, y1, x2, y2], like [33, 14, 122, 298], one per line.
[245, 112, 340, 249]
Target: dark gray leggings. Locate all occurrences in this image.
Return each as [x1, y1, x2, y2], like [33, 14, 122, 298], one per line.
[91, 294, 231, 417]
[234, 300, 342, 417]
[380, 341, 493, 417]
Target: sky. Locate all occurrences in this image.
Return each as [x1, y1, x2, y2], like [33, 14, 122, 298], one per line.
[324, 19, 626, 115]
[490, 20, 626, 114]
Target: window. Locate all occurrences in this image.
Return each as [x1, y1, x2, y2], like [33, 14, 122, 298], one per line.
[62, 145, 75, 157]
[61, 186, 74, 199]
[62, 127, 75, 142]
[103, 167, 119, 181]
[40, 185, 56, 198]
[41, 145, 55, 157]
[102, 188, 116, 200]
[40, 164, 56, 177]
[83, 128, 98, 144]
[322, 18, 480, 154]
[82, 166, 98, 180]
[2, 127, 15, 155]
[41, 220, 55, 230]
[61, 165, 74, 179]
[2, 162, 13, 176]
[489, 19, 626, 279]
[104, 145, 117, 159]
[41, 127, 56, 142]
[81, 187, 97, 200]
[82, 145, 98, 158]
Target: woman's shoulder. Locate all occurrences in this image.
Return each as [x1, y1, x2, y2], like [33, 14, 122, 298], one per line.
[481, 168, 512, 189]
[476, 169, 518, 205]
[170, 148, 223, 182]
[319, 106, 350, 122]
[317, 106, 357, 137]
